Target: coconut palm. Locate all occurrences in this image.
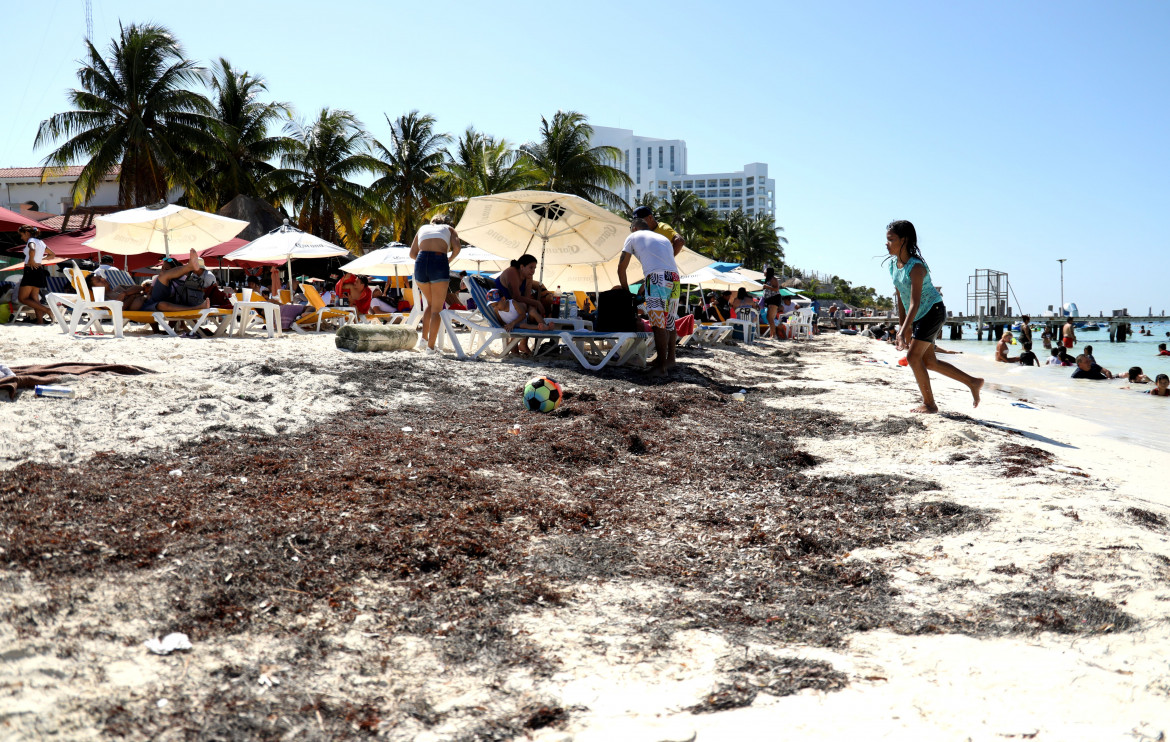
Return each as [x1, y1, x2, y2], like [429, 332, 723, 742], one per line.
[187, 58, 293, 211]
[369, 111, 450, 243]
[520, 111, 632, 209]
[722, 210, 787, 270]
[267, 108, 382, 251]
[655, 189, 721, 250]
[433, 128, 538, 223]
[35, 23, 218, 207]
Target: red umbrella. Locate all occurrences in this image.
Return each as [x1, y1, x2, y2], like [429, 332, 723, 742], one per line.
[41, 227, 162, 273]
[0, 205, 55, 233]
[199, 238, 283, 269]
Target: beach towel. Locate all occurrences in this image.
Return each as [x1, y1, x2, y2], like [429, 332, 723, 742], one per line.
[0, 362, 155, 401]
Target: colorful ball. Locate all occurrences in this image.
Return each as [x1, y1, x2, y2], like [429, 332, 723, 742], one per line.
[523, 376, 563, 413]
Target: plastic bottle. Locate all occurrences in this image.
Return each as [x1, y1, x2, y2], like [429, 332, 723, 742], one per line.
[35, 385, 76, 398]
[567, 293, 578, 318]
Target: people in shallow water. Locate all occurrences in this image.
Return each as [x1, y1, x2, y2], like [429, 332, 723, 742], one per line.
[1150, 374, 1170, 396]
[1071, 354, 1113, 380]
[1125, 366, 1150, 384]
[1158, 343, 1170, 356]
[995, 331, 1019, 363]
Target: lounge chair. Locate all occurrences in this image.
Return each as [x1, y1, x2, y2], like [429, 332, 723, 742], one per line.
[48, 267, 230, 338]
[440, 279, 651, 371]
[292, 284, 358, 333]
[788, 308, 815, 340]
[728, 307, 759, 344]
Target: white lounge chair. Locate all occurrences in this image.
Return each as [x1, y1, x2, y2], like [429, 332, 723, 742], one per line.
[440, 279, 652, 371]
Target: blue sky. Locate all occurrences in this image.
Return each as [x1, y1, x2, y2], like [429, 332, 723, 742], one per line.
[3, 0, 1167, 315]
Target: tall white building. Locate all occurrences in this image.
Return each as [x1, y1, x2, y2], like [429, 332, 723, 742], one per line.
[590, 126, 776, 219]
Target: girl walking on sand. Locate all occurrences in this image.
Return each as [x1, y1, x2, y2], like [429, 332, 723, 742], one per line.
[885, 220, 983, 413]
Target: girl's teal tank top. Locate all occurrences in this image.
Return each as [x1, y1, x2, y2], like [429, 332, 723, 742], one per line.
[889, 256, 943, 321]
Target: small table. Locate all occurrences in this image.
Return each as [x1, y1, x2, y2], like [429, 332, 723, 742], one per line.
[231, 301, 282, 338]
[547, 317, 594, 331]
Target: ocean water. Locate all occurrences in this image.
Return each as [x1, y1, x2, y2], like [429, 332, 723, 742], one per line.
[947, 321, 1170, 376]
[933, 321, 1170, 453]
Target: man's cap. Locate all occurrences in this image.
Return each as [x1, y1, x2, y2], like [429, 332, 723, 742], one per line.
[632, 206, 653, 219]
[486, 289, 501, 303]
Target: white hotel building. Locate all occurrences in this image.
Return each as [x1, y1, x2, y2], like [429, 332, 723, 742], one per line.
[589, 126, 776, 219]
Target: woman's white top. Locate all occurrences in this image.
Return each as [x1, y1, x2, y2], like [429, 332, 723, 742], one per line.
[24, 238, 47, 264]
[416, 224, 453, 247]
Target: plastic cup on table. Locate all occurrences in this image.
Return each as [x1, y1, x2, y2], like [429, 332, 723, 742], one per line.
[91, 286, 105, 302]
[242, 288, 253, 302]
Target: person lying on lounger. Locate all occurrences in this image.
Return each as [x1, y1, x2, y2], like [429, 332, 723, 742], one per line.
[142, 250, 211, 312]
[85, 273, 149, 311]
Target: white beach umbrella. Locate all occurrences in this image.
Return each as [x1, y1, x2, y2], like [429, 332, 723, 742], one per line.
[225, 221, 351, 289]
[342, 244, 414, 276]
[86, 202, 249, 257]
[454, 190, 628, 280]
[729, 265, 767, 281]
[681, 266, 763, 292]
[537, 258, 646, 295]
[448, 245, 510, 273]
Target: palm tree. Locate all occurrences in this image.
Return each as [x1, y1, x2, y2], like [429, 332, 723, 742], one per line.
[35, 23, 219, 207]
[520, 111, 632, 209]
[267, 108, 382, 251]
[369, 111, 450, 243]
[187, 58, 293, 211]
[433, 128, 538, 223]
[721, 210, 787, 270]
[655, 189, 720, 250]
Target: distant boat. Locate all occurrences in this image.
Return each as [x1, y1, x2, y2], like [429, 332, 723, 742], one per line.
[1078, 322, 1105, 331]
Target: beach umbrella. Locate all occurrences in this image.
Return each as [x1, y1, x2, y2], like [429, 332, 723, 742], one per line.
[0, 205, 54, 233]
[225, 220, 351, 290]
[453, 190, 628, 281]
[86, 202, 248, 257]
[448, 245, 510, 273]
[724, 265, 766, 281]
[341, 243, 414, 284]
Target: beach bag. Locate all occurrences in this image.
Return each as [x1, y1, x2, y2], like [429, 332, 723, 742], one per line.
[174, 273, 206, 307]
[0, 303, 10, 324]
[594, 288, 638, 332]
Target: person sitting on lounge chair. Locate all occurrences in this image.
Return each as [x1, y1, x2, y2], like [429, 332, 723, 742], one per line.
[85, 273, 149, 311]
[142, 250, 211, 312]
[336, 273, 372, 315]
[486, 288, 552, 333]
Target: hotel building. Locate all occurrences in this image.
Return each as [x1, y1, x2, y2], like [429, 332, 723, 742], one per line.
[590, 125, 776, 219]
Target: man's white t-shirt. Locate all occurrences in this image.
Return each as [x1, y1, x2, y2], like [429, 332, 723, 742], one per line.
[23, 238, 47, 265]
[622, 230, 677, 275]
[93, 264, 118, 277]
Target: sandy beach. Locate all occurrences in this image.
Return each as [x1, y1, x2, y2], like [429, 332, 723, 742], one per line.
[2, 325, 1168, 741]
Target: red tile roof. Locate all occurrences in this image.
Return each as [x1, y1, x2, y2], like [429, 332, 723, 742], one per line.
[0, 165, 120, 180]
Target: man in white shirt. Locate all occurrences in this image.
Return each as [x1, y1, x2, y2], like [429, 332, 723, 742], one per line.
[618, 218, 682, 377]
[92, 255, 119, 277]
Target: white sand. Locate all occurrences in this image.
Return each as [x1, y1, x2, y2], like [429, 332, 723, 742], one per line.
[2, 325, 1168, 740]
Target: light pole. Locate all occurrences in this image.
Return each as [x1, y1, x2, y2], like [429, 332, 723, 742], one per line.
[1057, 259, 1066, 316]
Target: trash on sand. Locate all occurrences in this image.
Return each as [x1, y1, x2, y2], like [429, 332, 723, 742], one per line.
[168, 469, 182, 477]
[1011, 402, 1037, 409]
[731, 392, 746, 402]
[144, 632, 192, 655]
[510, 424, 521, 435]
[157, 699, 169, 708]
[401, 426, 413, 433]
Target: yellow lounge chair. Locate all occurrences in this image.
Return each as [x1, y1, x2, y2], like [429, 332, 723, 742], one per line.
[293, 284, 358, 333]
[51, 268, 230, 338]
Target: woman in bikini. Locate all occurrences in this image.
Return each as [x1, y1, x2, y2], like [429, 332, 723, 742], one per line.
[494, 254, 545, 354]
[409, 214, 462, 353]
[761, 267, 784, 338]
[886, 220, 983, 413]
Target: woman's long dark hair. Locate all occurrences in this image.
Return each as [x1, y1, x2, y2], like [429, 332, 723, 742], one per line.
[510, 254, 537, 269]
[765, 266, 775, 281]
[885, 220, 927, 270]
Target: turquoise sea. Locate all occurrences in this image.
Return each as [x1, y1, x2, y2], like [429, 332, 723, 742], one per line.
[948, 321, 1170, 375]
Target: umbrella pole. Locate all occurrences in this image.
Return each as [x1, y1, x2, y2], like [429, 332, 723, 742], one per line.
[287, 258, 293, 299]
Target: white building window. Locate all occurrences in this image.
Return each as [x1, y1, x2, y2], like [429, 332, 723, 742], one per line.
[670, 146, 675, 171]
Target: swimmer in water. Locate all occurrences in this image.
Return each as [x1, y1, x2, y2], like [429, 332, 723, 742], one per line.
[995, 331, 1020, 363]
[1150, 374, 1170, 397]
[1158, 343, 1170, 357]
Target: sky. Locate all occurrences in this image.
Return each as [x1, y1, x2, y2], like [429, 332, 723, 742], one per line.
[2, 0, 1167, 315]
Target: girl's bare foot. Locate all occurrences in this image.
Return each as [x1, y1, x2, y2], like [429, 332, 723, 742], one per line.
[971, 378, 984, 407]
[910, 404, 939, 413]
[648, 366, 668, 377]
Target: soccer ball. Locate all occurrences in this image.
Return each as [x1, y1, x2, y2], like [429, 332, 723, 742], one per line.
[523, 376, 563, 413]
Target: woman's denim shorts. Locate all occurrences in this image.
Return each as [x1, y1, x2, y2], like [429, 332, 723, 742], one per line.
[414, 251, 450, 284]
